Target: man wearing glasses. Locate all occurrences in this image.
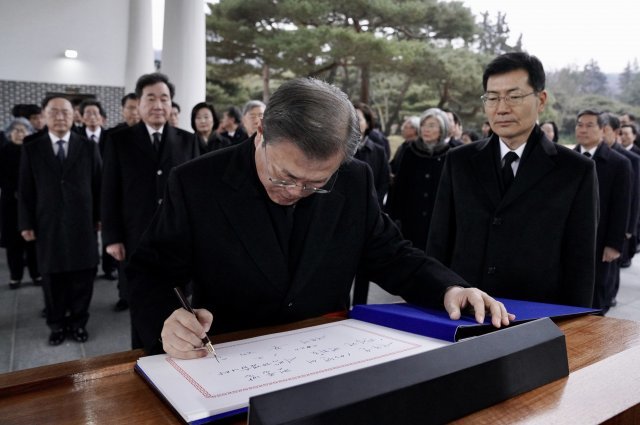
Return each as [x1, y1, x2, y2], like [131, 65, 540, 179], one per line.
[128, 78, 513, 358]
[427, 52, 598, 309]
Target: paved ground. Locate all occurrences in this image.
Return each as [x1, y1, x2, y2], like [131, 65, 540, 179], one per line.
[1, 250, 639, 374]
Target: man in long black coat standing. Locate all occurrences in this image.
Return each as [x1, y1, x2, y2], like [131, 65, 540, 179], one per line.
[19, 95, 102, 345]
[101, 72, 201, 347]
[574, 110, 632, 313]
[427, 52, 599, 308]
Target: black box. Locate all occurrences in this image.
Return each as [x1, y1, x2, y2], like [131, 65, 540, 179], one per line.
[248, 318, 568, 425]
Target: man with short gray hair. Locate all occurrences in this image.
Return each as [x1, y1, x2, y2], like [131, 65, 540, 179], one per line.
[19, 95, 102, 345]
[128, 78, 513, 358]
[241, 99, 266, 137]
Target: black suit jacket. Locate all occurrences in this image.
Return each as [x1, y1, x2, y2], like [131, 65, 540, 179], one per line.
[0, 143, 23, 247]
[630, 145, 640, 236]
[427, 126, 599, 307]
[354, 137, 390, 207]
[584, 143, 632, 254]
[612, 143, 640, 237]
[221, 126, 249, 145]
[128, 138, 467, 353]
[18, 132, 101, 273]
[77, 125, 107, 157]
[100, 122, 201, 255]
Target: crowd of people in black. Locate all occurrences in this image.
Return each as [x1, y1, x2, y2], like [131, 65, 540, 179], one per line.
[0, 73, 268, 346]
[1, 52, 639, 353]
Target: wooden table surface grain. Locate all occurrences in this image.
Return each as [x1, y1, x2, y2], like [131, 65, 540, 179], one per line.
[1, 315, 639, 425]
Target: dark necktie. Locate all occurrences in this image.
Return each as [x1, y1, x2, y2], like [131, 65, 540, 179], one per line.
[56, 140, 65, 163]
[502, 151, 519, 192]
[90, 134, 97, 143]
[153, 132, 161, 154]
[583, 151, 592, 158]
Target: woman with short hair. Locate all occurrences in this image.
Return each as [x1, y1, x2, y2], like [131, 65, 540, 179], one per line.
[0, 118, 41, 289]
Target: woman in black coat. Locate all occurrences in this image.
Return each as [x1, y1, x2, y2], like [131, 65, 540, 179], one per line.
[0, 118, 40, 289]
[387, 108, 451, 251]
[191, 102, 231, 153]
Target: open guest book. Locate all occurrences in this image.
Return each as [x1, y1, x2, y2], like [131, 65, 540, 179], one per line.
[135, 298, 597, 424]
[136, 319, 449, 424]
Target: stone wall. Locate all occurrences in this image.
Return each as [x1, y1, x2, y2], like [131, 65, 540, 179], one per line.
[1, 80, 124, 129]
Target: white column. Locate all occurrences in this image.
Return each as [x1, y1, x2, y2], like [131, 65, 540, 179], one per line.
[124, 0, 155, 93]
[162, 0, 206, 131]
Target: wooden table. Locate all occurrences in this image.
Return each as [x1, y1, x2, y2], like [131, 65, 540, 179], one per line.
[1, 315, 640, 424]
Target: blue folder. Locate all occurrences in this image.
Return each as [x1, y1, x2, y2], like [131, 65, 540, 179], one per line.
[350, 298, 600, 342]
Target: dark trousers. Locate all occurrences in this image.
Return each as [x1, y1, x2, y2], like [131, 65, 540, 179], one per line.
[5, 240, 39, 281]
[622, 236, 636, 264]
[352, 275, 370, 306]
[43, 268, 96, 331]
[120, 259, 143, 349]
[117, 260, 129, 302]
[593, 259, 617, 313]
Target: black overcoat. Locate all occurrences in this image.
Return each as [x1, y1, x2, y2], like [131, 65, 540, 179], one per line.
[612, 143, 640, 238]
[0, 143, 22, 247]
[578, 143, 631, 254]
[427, 127, 599, 307]
[578, 143, 632, 308]
[128, 138, 466, 353]
[18, 132, 101, 273]
[387, 142, 449, 251]
[100, 121, 201, 256]
[354, 137, 390, 207]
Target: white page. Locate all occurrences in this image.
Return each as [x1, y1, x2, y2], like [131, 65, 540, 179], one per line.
[137, 319, 449, 423]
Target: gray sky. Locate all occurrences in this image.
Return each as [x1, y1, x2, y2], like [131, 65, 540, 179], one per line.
[460, 0, 639, 74]
[153, 0, 639, 74]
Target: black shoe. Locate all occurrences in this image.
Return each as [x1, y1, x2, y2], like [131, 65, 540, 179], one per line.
[620, 260, 632, 268]
[40, 308, 47, 318]
[49, 329, 66, 346]
[71, 327, 89, 343]
[113, 299, 129, 312]
[9, 280, 21, 290]
[611, 298, 618, 307]
[101, 272, 118, 281]
[32, 276, 43, 286]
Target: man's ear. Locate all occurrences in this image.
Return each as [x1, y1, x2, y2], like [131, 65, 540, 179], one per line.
[537, 90, 548, 113]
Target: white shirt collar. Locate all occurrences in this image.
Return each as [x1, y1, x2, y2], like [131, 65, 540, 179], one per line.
[145, 124, 165, 143]
[580, 145, 598, 156]
[86, 127, 101, 141]
[498, 139, 526, 160]
[49, 131, 71, 145]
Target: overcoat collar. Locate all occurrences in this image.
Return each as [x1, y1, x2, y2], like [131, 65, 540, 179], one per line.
[471, 125, 558, 210]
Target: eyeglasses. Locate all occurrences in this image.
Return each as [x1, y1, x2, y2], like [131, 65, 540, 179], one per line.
[480, 92, 536, 108]
[576, 122, 599, 129]
[263, 143, 338, 194]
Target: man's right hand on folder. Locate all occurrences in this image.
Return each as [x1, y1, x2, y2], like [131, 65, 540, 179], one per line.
[161, 308, 214, 359]
[444, 286, 515, 328]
